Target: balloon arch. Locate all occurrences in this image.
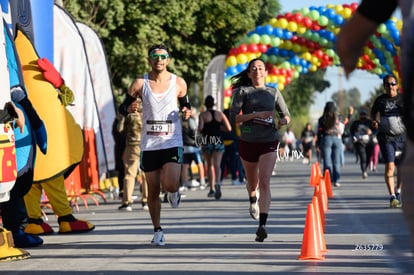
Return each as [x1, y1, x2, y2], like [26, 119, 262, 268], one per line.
[223, 2, 402, 109]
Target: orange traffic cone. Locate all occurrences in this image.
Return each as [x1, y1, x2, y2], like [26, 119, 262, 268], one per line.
[313, 194, 325, 232]
[310, 164, 317, 187]
[312, 196, 327, 252]
[324, 169, 334, 198]
[298, 203, 325, 260]
[319, 174, 328, 212]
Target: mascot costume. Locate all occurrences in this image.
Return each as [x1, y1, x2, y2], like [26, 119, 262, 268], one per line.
[14, 26, 95, 236]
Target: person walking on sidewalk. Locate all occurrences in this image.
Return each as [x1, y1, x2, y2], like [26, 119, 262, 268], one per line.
[181, 108, 206, 190]
[350, 109, 374, 179]
[119, 43, 191, 246]
[230, 58, 290, 242]
[370, 75, 406, 208]
[316, 102, 342, 187]
[198, 95, 232, 199]
[118, 97, 148, 211]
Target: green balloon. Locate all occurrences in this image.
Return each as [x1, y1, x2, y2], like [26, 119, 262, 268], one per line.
[261, 54, 269, 63]
[249, 34, 261, 44]
[270, 37, 281, 47]
[260, 34, 271, 45]
[268, 55, 278, 65]
[377, 24, 387, 34]
[224, 78, 231, 89]
[309, 10, 319, 21]
[311, 33, 320, 42]
[318, 15, 329, 26]
[300, 7, 310, 16]
[326, 49, 335, 57]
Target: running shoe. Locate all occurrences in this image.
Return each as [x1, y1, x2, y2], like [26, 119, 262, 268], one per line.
[214, 183, 222, 200]
[249, 201, 259, 220]
[390, 195, 400, 208]
[118, 203, 132, 211]
[167, 191, 181, 208]
[151, 230, 165, 246]
[207, 190, 215, 197]
[255, 226, 268, 242]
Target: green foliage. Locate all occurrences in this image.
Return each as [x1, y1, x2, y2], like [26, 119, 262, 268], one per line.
[61, 0, 280, 106]
[331, 87, 362, 114]
[283, 69, 330, 117]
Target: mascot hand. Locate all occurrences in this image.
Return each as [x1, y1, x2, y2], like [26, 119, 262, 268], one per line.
[59, 84, 75, 107]
[37, 57, 64, 88]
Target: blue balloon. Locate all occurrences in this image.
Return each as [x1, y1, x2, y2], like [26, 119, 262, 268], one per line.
[273, 27, 283, 38]
[225, 66, 238, 76]
[263, 24, 273, 35]
[283, 30, 292, 40]
[279, 49, 289, 57]
[334, 14, 344, 25]
[268, 47, 279, 55]
[324, 8, 336, 20]
[255, 25, 264, 35]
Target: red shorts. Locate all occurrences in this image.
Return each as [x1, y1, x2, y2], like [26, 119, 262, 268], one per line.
[238, 140, 279, 162]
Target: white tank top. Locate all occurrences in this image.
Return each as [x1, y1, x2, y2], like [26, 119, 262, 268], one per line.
[140, 73, 183, 151]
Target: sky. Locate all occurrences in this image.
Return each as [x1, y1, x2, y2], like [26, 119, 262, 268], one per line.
[277, 0, 401, 119]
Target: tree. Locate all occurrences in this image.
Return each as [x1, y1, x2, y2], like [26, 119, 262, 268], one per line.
[331, 87, 362, 114]
[61, 0, 280, 104]
[283, 69, 330, 118]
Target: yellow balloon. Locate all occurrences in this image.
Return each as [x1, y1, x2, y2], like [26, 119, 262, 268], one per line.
[309, 65, 317, 72]
[265, 75, 272, 83]
[341, 7, 352, 19]
[278, 18, 288, 29]
[236, 53, 248, 65]
[302, 52, 312, 61]
[311, 56, 319, 65]
[278, 83, 285, 91]
[277, 75, 285, 84]
[223, 96, 231, 106]
[247, 52, 256, 61]
[284, 40, 293, 50]
[297, 26, 307, 34]
[226, 56, 237, 67]
[269, 18, 278, 27]
[270, 75, 278, 83]
[334, 4, 343, 13]
[397, 20, 403, 30]
[292, 44, 302, 53]
[287, 21, 297, 32]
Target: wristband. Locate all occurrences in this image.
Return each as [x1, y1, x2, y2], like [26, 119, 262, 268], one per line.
[119, 94, 136, 116]
[178, 94, 191, 109]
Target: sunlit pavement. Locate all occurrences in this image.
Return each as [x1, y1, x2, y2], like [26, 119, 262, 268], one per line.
[2, 152, 413, 274]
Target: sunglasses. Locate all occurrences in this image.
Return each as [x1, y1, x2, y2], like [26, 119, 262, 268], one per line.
[384, 82, 397, 87]
[149, 53, 169, 60]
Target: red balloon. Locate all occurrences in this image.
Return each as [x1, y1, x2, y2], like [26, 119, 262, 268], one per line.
[248, 43, 258, 53]
[285, 12, 293, 21]
[224, 88, 232, 97]
[311, 23, 320, 31]
[297, 37, 306, 45]
[314, 50, 323, 58]
[303, 17, 313, 28]
[258, 43, 268, 53]
[350, 2, 358, 12]
[293, 13, 303, 23]
[228, 48, 238, 56]
[271, 67, 278, 75]
[238, 44, 248, 53]
[306, 40, 315, 49]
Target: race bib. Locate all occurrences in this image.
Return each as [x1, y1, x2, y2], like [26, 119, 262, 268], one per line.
[253, 116, 273, 127]
[146, 120, 172, 136]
